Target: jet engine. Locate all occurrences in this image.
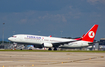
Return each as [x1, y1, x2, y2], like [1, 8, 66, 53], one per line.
[43, 43, 53, 48]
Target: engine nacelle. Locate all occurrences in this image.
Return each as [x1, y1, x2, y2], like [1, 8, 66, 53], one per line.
[43, 43, 53, 48]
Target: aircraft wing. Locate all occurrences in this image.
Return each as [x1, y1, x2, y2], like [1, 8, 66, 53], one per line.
[52, 41, 77, 47]
[52, 41, 76, 44]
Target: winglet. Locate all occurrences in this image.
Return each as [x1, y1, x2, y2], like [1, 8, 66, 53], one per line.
[49, 35, 52, 37]
[75, 34, 85, 40]
[81, 24, 98, 42]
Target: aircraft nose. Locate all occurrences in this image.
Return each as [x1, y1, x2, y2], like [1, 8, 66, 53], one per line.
[8, 37, 12, 41]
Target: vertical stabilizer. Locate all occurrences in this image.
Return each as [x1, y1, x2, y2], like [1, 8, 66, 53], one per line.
[82, 24, 98, 42]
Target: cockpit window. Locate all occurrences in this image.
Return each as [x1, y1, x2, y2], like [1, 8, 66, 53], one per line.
[12, 36, 16, 38]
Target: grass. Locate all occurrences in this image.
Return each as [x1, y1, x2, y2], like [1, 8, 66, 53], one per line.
[0, 49, 105, 53]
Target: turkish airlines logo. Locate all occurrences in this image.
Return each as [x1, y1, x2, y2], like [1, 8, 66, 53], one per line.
[88, 31, 95, 38]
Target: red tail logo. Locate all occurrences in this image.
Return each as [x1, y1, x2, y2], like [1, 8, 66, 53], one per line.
[82, 24, 98, 42]
[88, 31, 95, 38]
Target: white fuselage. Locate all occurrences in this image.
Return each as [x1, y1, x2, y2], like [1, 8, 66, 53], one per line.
[8, 34, 90, 48]
[8, 34, 74, 44]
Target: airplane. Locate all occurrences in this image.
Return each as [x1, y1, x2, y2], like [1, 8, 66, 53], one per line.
[8, 24, 98, 50]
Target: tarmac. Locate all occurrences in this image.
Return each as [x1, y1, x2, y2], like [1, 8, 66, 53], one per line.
[0, 51, 105, 67]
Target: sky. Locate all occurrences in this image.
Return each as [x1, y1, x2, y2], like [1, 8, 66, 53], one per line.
[0, 0, 105, 41]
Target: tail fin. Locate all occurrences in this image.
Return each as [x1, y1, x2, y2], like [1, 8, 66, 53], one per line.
[82, 24, 98, 42]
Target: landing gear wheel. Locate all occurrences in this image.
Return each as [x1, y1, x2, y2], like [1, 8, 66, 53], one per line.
[54, 47, 57, 50]
[48, 48, 52, 50]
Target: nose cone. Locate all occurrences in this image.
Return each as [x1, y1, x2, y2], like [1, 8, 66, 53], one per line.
[8, 37, 12, 41]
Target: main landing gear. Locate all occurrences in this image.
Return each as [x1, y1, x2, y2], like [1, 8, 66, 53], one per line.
[48, 48, 52, 50]
[48, 47, 57, 50]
